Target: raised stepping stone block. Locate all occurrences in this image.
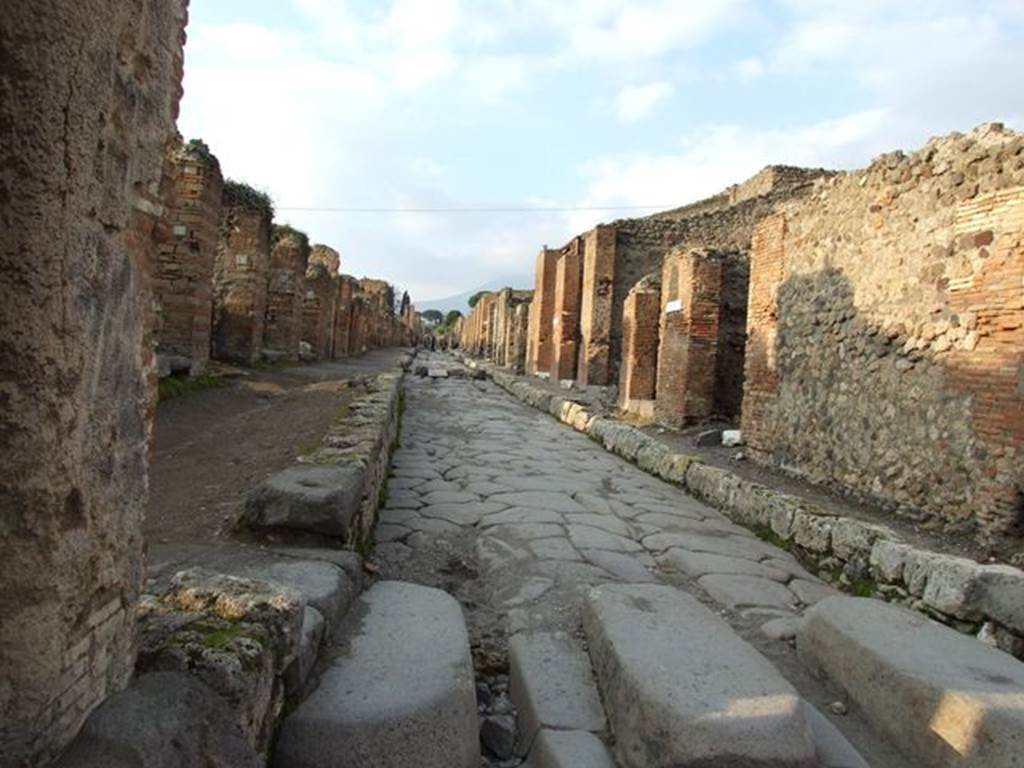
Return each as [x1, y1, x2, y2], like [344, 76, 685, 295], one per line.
[803, 702, 869, 768]
[244, 465, 364, 537]
[524, 730, 616, 768]
[510, 631, 607, 756]
[272, 581, 478, 768]
[583, 583, 817, 768]
[798, 596, 1024, 768]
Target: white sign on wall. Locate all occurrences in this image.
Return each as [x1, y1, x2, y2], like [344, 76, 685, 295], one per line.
[665, 299, 683, 313]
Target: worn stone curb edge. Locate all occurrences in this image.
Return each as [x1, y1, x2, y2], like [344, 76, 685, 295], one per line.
[466, 357, 1024, 658]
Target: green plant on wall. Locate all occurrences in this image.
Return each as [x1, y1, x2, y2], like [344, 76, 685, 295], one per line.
[223, 179, 274, 220]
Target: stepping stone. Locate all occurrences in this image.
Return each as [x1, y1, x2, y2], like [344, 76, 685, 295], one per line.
[244, 465, 363, 537]
[798, 596, 1024, 768]
[583, 583, 817, 768]
[490, 491, 586, 514]
[699, 574, 798, 613]
[273, 582, 478, 768]
[524, 730, 616, 768]
[803, 702, 869, 768]
[658, 549, 792, 583]
[510, 632, 607, 756]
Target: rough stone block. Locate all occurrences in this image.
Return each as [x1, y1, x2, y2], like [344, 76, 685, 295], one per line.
[55, 673, 260, 768]
[524, 730, 617, 768]
[798, 596, 1024, 768]
[244, 464, 365, 538]
[509, 632, 607, 756]
[272, 581, 478, 768]
[583, 583, 816, 767]
[284, 606, 325, 698]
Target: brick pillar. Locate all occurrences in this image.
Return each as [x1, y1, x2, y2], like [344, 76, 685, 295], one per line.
[577, 224, 617, 385]
[526, 248, 559, 375]
[0, 2, 187, 763]
[655, 249, 724, 427]
[740, 215, 786, 451]
[213, 204, 272, 365]
[618, 274, 662, 413]
[264, 229, 310, 360]
[550, 242, 583, 381]
[153, 141, 223, 375]
[332, 276, 355, 357]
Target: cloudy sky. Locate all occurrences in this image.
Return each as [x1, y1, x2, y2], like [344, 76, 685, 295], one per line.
[178, 0, 1024, 303]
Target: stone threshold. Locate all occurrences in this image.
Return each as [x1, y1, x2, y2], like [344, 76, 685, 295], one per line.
[466, 356, 1024, 660]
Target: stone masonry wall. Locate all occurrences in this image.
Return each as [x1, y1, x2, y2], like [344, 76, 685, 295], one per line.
[0, 2, 188, 764]
[526, 248, 559, 375]
[153, 141, 223, 374]
[551, 241, 583, 381]
[577, 225, 617, 386]
[263, 229, 310, 360]
[212, 206, 271, 364]
[618, 273, 661, 414]
[742, 124, 1024, 548]
[332, 276, 356, 357]
[655, 249, 724, 428]
[302, 263, 337, 360]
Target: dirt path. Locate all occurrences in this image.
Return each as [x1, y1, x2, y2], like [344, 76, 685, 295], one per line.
[145, 349, 407, 545]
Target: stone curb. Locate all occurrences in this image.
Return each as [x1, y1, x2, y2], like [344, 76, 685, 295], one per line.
[468, 357, 1024, 658]
[245, 355, 410, 551]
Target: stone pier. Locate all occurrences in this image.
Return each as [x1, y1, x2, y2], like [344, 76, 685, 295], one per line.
[264, 226, 311, 361]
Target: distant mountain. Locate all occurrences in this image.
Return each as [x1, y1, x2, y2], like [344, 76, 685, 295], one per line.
[417, 275, 532, 314]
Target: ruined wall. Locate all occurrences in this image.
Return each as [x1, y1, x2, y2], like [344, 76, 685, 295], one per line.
[551, 242, 583, 381]
[508, 303, 531, 373]
[577, 225, 617, 386]
[526, 248, 559, 375]
[302, 264, 337, 360]
[618, 274, 661, 415]
[742, 124, 1024, 545]
[153, 140, 223, 374]
[332, 276, 357, 357]
[655, 250, 724, 427]
[263, 228, 310, 360]
[0, 2, 188, 764]
[212, 204, 271, 365]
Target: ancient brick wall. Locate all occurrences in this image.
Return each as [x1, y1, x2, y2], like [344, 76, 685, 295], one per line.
[618, 274, 661, 415]
[212, 205, 271, 364]
[332, 276, 357, 357]
[577, 225, 617, 386]
[302, 263, 337, 360]
[741, 124, 1024, 545]
[263, 228, 310, 360]
[153, 141, 223, 374]
[0, 1, 188, 764]
[551, 241, 583, 381]
[508, 303, 531, 373]
[526, 248, 559, 375]
[655, 250, 724, 427]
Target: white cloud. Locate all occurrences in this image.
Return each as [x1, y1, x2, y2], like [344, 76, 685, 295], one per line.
[616, 81, 674, 122]
[734, 57, 764, 81]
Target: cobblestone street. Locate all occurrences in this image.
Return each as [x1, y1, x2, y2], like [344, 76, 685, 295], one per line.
[376, 354, 905, 766]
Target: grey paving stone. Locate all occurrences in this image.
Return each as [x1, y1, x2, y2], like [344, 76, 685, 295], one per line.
[419, 501, 505, 526]
[642, 531, 781, 562]
[387, 491, 424, 510]
[244, 465, 364, 537]
[483, 507, 566, 526]
[284, 607, 325, 697]
[486, 523, 566, 541]
[376, 523, 411, 543]
[803, 702, 870, 768]
[658, 549, 792, 583]
[489, 491, 586, 514]
[529, 537, 582, 562]
[523, 730, 616, 768]
[420, 490, 481, 505]
[581, 550, 658, 583]
[566, 525, 642, 553]
[377, 507, 421, 525]
[494, 577, 555, 608]
[510, 632, 607, 756]
[564, 513, 633, 537]
[466, 480, 515, 496]
[583, 583, 817, 768]
[760, 616, 802, 642]
[405, 516, 464, 537]
[273, 582, 478, 768]
[798, 596, 1024, 768]
[699, 574, 798, 613]
[572, 492, 615, 515]
[788, 578, 841, 606]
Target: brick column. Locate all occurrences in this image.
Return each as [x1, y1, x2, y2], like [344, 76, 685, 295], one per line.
[213, 202, 272, 365]
[740, 215, 786, 451]
[264, 228, 310, 360]
[577, 224, 617, 385]
[153, 141, 223, 374]
[618, 274, 662, 414]
[655, 249, 724, 427]
[526, 248, 559, 375]
[550, 242, 583, 381]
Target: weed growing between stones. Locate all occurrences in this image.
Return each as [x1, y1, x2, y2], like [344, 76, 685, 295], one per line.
[223, 179, 274, 219]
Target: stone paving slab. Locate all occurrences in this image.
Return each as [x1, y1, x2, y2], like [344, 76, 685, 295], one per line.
[659, 548, 793, 582]
[699, 573, 799, 613]
[509, 631, 607, 756]
[272, 581, 478, 768]
[798, 596, 1024, 768]
[523, 730, 617, 768]
[583, 583, 817, 768]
